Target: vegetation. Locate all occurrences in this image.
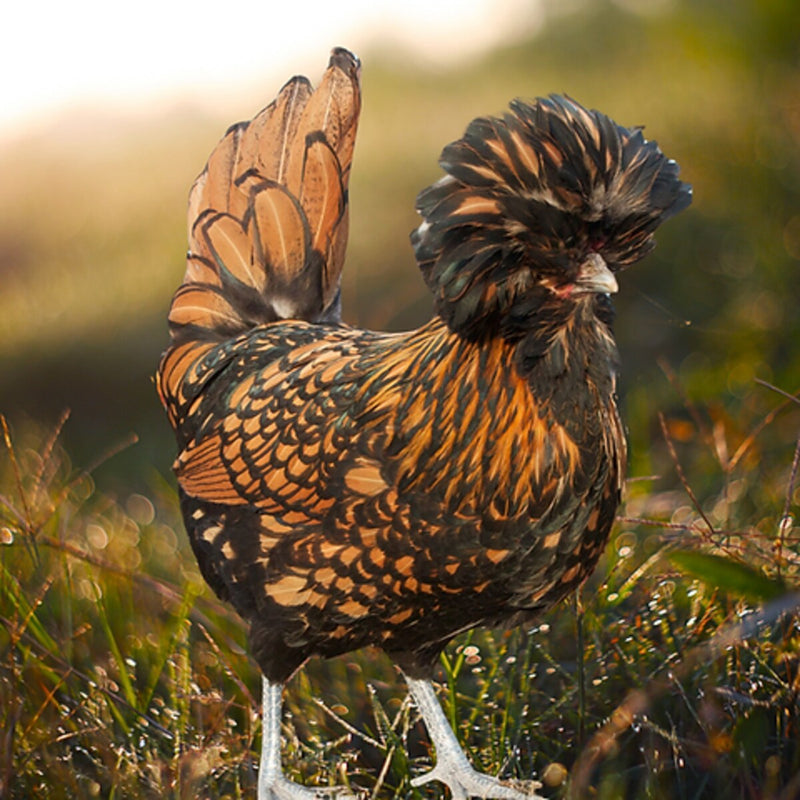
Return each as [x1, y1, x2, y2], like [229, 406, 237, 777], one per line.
[2, 377, 799, 798]
[1, 0, 799, 796]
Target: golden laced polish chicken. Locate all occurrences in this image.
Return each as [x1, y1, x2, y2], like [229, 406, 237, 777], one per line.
[157, 48, 690, 800]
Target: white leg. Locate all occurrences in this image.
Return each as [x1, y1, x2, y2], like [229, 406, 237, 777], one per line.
[258, 677, 284, 796]
[404, 675, 544, 800]
[258, 676, 355, 800]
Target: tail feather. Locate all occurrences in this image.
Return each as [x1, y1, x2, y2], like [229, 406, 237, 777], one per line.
[168, 48, 361, 345]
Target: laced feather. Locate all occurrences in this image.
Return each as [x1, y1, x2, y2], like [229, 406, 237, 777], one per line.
[166, 48, 361, 345]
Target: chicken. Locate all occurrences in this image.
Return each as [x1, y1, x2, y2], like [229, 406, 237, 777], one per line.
[156, 48, 691, 800]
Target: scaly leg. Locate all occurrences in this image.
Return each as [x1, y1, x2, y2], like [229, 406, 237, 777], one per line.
[258, 676, 355, 800]
[404, 675, 544, 800]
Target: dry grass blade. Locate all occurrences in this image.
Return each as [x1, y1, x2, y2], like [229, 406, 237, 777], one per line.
[658, 411, 716, 537]
[754, 379, 800, 407]
[313, 697, 383, 750]
[1, 415, 34, 536]
[728, 380, 800, 471]
[753, 380, 800, 580]
[41, 431, 140, 536]
[31, 408, 71, 507]
[658, 358, 715, 455]
[777, 432, 800, 580]
[2, 575, 55, 651]
[569, 592, 800, 797]
[197, 622, 256, 710]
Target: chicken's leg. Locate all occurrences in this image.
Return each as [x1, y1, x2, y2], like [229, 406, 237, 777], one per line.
[404, 675, 543, 800]
[258, 676, 354, 800]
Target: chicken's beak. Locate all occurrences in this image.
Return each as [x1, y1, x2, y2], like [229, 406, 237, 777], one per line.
[575, 253, 618, 295]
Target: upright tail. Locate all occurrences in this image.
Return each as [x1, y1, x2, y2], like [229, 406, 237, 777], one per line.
[167, 47, 361, 345]
[158, 48, 360, 432]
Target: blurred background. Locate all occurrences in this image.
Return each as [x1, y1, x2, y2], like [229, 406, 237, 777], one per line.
[1, 0, 798, 494]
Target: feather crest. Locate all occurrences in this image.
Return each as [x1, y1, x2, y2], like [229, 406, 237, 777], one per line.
[412, 94, 691, 338]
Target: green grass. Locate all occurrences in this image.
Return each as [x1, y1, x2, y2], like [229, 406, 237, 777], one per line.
[2, 378, 799, 799]
[1, 6, 799, 794]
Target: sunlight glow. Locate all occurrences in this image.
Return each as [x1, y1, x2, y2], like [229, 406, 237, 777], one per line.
[3, 0, 543, 133]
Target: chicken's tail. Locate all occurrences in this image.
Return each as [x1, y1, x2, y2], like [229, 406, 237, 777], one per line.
[157, 48, 360, 431]
[168, 47, 361, 345]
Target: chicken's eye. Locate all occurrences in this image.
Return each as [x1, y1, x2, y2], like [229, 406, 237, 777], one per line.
[588, 236, 607, 252]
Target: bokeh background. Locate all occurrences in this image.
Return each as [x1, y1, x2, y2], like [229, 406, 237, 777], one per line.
[1, 0, 798, 491]
[2, 2, 800, 796]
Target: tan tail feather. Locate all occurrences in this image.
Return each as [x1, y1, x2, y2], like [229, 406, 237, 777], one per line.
[252, 187, 307, 285]
[168, 48, 361, 344]
[235, 77, 313, 192]
[186, 122, 244, 231]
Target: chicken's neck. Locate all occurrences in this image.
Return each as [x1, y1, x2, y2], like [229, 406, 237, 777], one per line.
[395, 295, 618, 432]
[510, 294, 620, 440]
[366, 301, 619, 512]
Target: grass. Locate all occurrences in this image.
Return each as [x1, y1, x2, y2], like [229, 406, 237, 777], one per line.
[1, 5, 798, 796]
[1, 377, 799, 799]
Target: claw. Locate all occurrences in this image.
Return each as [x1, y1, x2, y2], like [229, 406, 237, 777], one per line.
[260, 774, 357, 800]
[404, 675, 544, 799]
[411, 754, 543, 800]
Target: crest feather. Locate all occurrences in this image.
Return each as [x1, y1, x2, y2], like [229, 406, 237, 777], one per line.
[412, 94, 691, 338]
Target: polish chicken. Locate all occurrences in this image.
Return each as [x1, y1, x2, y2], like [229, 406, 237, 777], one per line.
[157, 48, 691, 799]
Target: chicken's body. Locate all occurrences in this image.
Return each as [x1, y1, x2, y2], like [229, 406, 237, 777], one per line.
[157, 48, 690, 799]
[163, 310, 622, 683]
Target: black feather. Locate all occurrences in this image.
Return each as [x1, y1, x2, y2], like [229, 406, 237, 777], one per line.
[412, 94, 691, 338]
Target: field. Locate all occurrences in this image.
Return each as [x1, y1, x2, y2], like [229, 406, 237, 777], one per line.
[2, 382, 799, 798]
[1, 0, 799, 797]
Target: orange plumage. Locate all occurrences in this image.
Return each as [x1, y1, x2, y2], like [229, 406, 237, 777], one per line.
[157, 48, 690, 799]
